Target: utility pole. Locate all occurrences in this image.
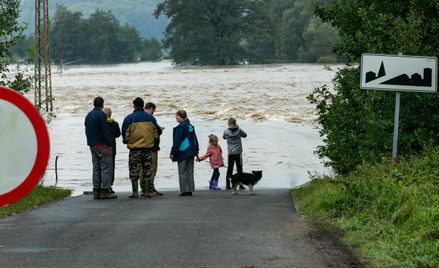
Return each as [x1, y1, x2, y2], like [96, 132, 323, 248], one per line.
[34, 0, 52, 112]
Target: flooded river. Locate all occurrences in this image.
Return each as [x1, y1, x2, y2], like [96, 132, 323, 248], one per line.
[24, 60, 337, 195]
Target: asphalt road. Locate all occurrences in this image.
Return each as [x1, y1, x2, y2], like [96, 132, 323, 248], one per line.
[0, 189, 354, 268]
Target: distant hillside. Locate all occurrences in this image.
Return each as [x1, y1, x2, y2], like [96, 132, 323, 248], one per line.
[19, 0, 168, 39]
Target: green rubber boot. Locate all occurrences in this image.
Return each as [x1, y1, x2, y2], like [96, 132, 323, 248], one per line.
[129, 180, 139, 198]
[143, 180, 151, 198]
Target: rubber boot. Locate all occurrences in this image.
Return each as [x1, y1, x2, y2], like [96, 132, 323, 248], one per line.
[143, 180, 151, 198]
[225, 178, 231, 190]
[129, 180, 139, 198]
[212, 181, 221, 190]
[100, 187, 118, 199]
[209, 180, 213, 189]
[93, 187, 101, 199]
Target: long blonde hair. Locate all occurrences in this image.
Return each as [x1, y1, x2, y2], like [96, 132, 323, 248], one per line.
[208, 134, 218, 146]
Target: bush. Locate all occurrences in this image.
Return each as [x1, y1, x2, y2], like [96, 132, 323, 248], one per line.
[293, 146, 439, 267]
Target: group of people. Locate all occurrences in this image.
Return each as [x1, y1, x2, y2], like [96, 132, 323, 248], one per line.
[84, 96, 247, 199]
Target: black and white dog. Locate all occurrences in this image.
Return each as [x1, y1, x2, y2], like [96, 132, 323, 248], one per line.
[230, 171, 262, 195]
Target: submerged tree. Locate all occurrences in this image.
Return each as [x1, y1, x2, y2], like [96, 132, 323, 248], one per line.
[50, 5, 160, 63]
[308, 0, 439, 175]
[154, 0, 278, 65]
[51, 5, 87, 62]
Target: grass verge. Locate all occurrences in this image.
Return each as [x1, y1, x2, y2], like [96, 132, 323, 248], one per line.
[0, 185, 71, 218]
[292, 146, 439, 268]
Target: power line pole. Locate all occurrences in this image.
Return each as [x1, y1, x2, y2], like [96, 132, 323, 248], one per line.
[34, 0, 52, 112]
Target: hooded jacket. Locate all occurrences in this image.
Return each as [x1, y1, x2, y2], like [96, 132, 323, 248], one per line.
[223, 126, 247, 155]
[107, 118, 121, 155]
[171, 119, 199, 162]
[199, 144, 225, 169]
[122, 108, 160, 149]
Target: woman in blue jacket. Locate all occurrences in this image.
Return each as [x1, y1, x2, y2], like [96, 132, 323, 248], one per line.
[170, 110, 199, 196]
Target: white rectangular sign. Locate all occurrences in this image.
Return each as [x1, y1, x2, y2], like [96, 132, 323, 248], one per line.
[360, 54, 437, 93]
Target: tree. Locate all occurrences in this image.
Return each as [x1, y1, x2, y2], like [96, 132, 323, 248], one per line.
[281, 0, 314, 60]
[50, 6, 150, 63]
[119, 23, 143, 61]
[85, 9, 122, 62]
[308, 0, 439, 175]
[154, 0, 279, 65]
[10, 34, 34, 61]
[141, 37, 163, 61]
[296, 17, 341, 63]
[51, 5, 87, 62]
[0, 0, 33, 94]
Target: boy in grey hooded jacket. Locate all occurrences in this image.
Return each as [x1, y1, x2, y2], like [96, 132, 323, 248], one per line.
[223, 118, 247, 190]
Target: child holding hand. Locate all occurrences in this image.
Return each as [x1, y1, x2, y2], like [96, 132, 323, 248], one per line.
[197, 134, 224, 190]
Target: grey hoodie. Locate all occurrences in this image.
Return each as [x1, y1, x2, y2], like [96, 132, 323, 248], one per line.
[223, 126, 247, 155]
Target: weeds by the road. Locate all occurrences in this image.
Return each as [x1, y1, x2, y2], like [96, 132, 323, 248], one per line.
[293, 146, 439, 268]
[0, 185, 71, 218]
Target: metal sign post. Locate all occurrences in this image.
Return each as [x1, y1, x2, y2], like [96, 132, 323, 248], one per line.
[392, 91, 400, 163]
[360, 53, 438, 163]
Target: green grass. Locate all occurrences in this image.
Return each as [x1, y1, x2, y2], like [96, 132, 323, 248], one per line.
[0, 185, 71, 218]
[293, 146, 439, 268]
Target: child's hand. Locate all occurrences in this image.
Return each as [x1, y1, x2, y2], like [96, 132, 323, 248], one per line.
[196, 156, 201, 162]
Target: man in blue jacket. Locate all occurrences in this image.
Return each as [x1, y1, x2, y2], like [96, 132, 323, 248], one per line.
[84, 96, 117, 199]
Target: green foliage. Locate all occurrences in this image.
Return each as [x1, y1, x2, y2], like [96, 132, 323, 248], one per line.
[279, 0, 339, 62]
[50, 5, 161, 63]
[309, 0, 439, 175]
[293, 147, 439, 267]
[9, 35, 34, 61]
[154, 0, 279, 65]
[0, 0, 34, 94]
[18, 0, 168, 39]
[0, 185, 71, 218]
[51, 5, 88, 62]
[141, 37, 163, 61]
[296, 17, 341, 62]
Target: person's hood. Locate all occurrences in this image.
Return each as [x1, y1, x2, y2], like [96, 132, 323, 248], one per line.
[177, 119, 194, 132]
[107, 118, 114, 123]
[228, 126, 239, 132]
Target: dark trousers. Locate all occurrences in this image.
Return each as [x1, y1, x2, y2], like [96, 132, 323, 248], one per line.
[227, 153, 242, 188]
[210, 168, 220, 181]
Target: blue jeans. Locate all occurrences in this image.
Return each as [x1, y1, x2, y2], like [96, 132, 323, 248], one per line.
[210, 168, 220, 181]
[90, 145, 113, 189]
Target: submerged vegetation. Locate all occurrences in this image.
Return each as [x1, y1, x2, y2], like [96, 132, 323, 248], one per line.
[0, 185, 71, 218]
[293, 145, 439, 267]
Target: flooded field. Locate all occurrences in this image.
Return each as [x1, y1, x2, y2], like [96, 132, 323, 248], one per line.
[23, 60, 338, 195]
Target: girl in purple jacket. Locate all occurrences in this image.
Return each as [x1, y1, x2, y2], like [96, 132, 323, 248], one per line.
[197, 134, 225, 190]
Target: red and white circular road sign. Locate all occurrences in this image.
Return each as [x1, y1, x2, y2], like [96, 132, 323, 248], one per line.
[0, 86, 50, 208]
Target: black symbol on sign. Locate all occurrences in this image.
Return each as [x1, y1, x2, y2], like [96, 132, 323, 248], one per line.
[366, 61, 432, 87]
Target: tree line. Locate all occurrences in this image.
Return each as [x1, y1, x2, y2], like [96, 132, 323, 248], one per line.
[12, 5, 163, 64]
[13, 0, 341, 65]
[154, 0, 341, 65]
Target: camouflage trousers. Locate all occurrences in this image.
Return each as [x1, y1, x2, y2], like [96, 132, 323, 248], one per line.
[129, 148, 152, 181]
